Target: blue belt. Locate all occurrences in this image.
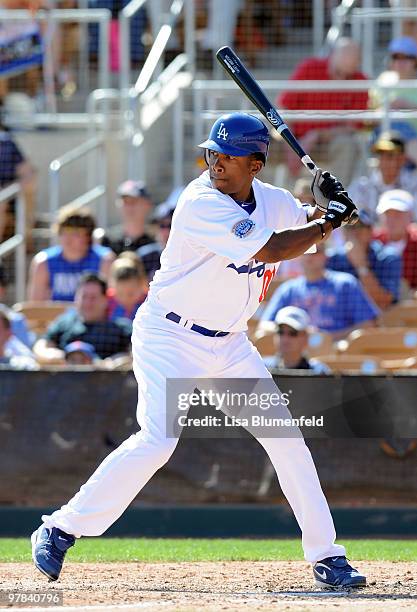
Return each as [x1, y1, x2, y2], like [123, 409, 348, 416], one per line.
[165, 312, 229, 337]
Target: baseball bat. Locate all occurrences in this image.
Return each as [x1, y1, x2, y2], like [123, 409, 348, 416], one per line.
[216, 45, 359, 224]
[216, 45, 317, 175]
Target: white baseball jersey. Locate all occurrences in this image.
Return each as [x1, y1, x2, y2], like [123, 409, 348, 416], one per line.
[147, 170, 310, 332]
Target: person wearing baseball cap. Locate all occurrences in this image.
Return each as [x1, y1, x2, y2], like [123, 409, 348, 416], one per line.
[263, 306, 330, 373]
[348, 130, 417, 222]
[326, 209, 402, 309]
[374, 189, 417, 289]
[64, 341, 98, 365]
[100, 180, 158, 279]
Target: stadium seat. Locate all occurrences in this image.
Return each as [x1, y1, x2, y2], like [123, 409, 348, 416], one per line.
[252, 320, 276, 354]
[380, 356, 417, 372]
[246, 317, 260, 340]
[13, 301, 70, 335]
[338, 327, 417, 361]
[318, 354, 383, 374]
[379, 301, 417, 327]
[252, 324, 335, 359]
[306, 331, 335, 357]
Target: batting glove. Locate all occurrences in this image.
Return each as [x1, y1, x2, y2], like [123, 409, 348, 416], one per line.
[311, 169, 345, 213]
[323, 192, 359, 229]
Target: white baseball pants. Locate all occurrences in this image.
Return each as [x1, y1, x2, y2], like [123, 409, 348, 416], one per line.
[42, 304, 345, 563]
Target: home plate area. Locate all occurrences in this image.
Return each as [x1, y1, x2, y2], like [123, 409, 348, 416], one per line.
[2, 561, 417, 611]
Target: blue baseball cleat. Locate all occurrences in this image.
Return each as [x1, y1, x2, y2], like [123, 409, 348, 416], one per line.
[31, 525, 75, 581]
[313, 556, 366, 589]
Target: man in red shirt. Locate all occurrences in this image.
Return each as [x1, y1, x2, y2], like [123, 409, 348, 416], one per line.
[373, 189, 417, 291]
[279, 38, 369, 185]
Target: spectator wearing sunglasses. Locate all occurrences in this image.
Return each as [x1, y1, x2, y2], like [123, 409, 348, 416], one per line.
[371, 37, 417, 161]
[348, 131, 417, 222]
[264, 306, 330, 373]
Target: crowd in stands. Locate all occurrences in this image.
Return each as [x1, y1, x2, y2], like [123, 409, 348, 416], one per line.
[2, 28, 417, 395]
[0, 180, 178, 370]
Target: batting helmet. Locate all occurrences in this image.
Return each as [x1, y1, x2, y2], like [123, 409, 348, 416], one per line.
[198, 113, 270, 162]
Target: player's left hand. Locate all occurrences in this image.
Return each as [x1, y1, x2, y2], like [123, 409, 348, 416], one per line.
[311, 169, 345, 213]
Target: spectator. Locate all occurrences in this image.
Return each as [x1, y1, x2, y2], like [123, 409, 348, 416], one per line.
[0, 307, 38, 368]
[264, 306, 330, 373]
[0, 261, 34, 346]
[372, 37, 417, 151]
[262, 242, 379, 341]
[33, 273, 132, 364]
[326, 209, 402, 310]
[107, 253, 148, 321]
[137, 186, 181, 279]
[278, 37, 369, 185]
[1, 0, 44, 10]
[0, 120, 37, 247]
[28, 205, 114, 302]
[373, 189, 417, 290]
[64, 340, 98, 366]
[349, 131, 417, 222]
[294, 178, 315, 205]
[101, 180, 158, 278]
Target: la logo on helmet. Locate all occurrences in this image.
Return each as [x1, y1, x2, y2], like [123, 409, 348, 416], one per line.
[217, 123, 228, 141]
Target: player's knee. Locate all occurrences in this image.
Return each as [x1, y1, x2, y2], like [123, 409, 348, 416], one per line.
[124, 432, 177, 466]
[152, 438, 178, 466]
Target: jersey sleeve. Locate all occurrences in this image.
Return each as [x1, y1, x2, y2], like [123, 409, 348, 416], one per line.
[181, 195, 273, 266]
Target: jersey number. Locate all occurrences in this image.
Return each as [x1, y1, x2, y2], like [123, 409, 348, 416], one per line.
[258, 267, 276, 303]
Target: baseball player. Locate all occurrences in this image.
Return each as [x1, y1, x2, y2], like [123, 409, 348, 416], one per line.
[32, 113, 366, 589]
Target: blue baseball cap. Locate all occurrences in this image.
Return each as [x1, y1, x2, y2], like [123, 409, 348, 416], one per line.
[389, 36, 417, 58]
[64, 341, 98, 360]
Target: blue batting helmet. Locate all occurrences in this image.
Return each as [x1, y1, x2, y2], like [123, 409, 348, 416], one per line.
[198, 113, 270, 161]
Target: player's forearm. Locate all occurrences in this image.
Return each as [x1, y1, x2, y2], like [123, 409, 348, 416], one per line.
[255, 220, 332, 263]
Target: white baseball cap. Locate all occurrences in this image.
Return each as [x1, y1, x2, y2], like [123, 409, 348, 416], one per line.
[275, 306, 311, 332]
[376, 189, 415, 215]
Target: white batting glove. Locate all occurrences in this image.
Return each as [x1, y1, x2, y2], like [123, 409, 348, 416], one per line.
[311, 168, 345, 213]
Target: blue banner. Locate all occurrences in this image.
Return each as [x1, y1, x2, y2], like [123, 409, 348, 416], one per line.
[0, 22, 43, 76]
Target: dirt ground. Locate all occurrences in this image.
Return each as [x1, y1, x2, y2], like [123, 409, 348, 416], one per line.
[2, 561, 417, 611]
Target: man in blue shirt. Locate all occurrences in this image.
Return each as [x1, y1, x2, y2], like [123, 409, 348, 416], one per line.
[326, 210, 402, 310]
[262, 242, 379, 340]
[27, 206, 114, 302]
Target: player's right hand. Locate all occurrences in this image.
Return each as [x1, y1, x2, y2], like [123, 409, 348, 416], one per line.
[323, 192, 358, 229]
[311, 169, 345, 213]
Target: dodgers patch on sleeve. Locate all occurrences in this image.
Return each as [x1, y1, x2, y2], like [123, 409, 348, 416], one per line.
[232, 218, 256, 238]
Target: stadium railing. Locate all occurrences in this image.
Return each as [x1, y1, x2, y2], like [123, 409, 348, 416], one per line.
[0, 183, 26, 302]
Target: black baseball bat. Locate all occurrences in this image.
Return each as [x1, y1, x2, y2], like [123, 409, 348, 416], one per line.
[216, 45, 318, 175]
[216, 45, 358, 224]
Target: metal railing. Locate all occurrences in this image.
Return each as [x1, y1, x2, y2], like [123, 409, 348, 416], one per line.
[193, 77, 417, 142]
[326, 0, 358, 48]
[119, 0, 195, 92]
[349, 6, 417, 77]
[0, 8, 110, 115]
[47, 0, 190, 221]
[0, 184, 26, 302]
[48, 136, 106, 244]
